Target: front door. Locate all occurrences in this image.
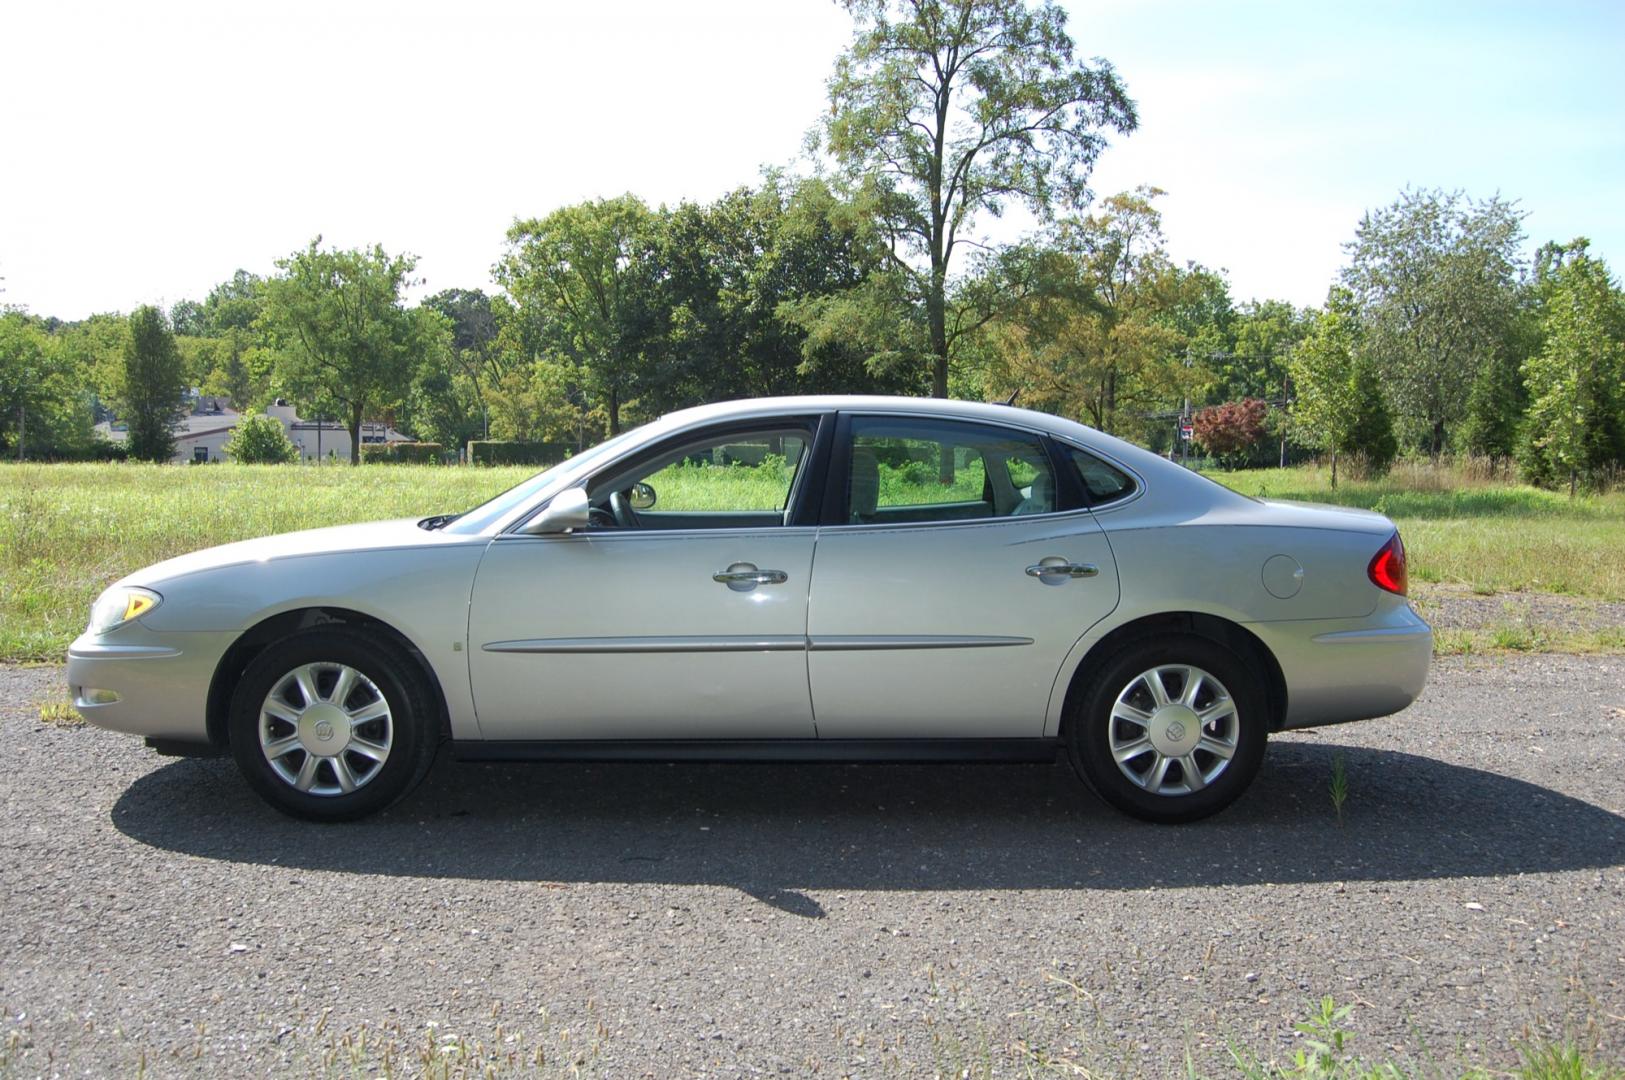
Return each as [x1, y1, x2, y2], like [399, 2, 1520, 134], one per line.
[467, 420, 823, 741]
[807, 414, 1120, 738]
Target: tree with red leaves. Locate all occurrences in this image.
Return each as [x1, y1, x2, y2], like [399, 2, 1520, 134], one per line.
[1193, 397, 1269, 467]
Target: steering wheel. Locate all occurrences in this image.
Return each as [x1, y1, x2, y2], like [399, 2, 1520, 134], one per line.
[587, 504, 618, 529]
[609, 489, 640, 529]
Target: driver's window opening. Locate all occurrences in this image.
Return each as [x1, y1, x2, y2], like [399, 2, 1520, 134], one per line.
[590, 428, 812, 529]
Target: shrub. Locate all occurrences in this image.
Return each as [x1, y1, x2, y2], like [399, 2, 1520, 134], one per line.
[361, 441, 444, 465]
[1193, 398, 1269, 466]
[468, 440, 574, 467]
[223, 415, 299, 464]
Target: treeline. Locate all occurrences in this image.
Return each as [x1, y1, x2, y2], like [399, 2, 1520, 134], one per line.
[2, 0, 1621, 489]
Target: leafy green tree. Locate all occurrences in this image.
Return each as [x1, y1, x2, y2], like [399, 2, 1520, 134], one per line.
[1289, 290, 1396, 487]
[983, 188, 1214, 438]
[1340, 188, 1524, 455]
[0, 314, 49, 458]
[1519, 241, 1625, 495]
[420, 288, 506, 441]
[120, 306, 187, 462]
[202, 271, 265, 334]
[170, 299, 207, 337]
[0, 316, 97, 459]
[821, 0, 1137, 398]
[223, 413, 299, 463]
[259, 240, 423, 464]
[497, 196, 663, 434]
[1460, 329, 1529, 473]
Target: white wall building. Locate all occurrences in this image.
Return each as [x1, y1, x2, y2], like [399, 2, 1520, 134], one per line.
[95, 396, 412, 463]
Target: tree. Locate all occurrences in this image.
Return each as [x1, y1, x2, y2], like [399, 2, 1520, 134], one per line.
[1519, 240, 1625, 495]
[120, 305, 187, 462]
[223, 413, 299, 464]
[1193, 398, 1267, 467]
[259, 240, 422, 464]
[421, 288, 505, 441]
[0, 314, 48, 459]
[983, 188, 1214, 438]
[1221, 300, 1310, 466]
[497, 196, 663, 434]
[1289, 290, 1396, 487]
[1340, 188, 1524, 455]
[822, 0, 1136, 397]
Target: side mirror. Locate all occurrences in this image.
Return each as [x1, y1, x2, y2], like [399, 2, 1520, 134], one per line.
[628, 481, 657, 511]
[521, 487, 590, 535]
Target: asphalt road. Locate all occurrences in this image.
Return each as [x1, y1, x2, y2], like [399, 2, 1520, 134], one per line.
[2, 655, 1623, 1077]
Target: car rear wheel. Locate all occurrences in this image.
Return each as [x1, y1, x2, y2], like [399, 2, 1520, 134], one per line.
[1065, 635, 1267, 823]
[228, 629, 439, 821]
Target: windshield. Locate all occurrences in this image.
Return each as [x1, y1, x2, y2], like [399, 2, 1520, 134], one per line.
[442, 424, 651, 534]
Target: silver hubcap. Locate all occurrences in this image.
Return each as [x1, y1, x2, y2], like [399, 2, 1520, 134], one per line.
[259, 663, 392, 797]
[1107, 664, 1239, 797]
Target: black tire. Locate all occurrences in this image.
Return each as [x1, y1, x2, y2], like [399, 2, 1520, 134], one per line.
[1065, 634, 1268, 823]
[227, 628, 440, 822]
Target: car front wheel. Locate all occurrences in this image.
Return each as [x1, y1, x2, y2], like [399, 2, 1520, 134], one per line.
[1066, 635, 1268, 823]
[227, 629, 439, 821]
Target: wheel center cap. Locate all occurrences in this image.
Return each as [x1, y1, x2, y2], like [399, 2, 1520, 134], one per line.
[1149, 704, 1201, 756]
[298, 703, 351, 755]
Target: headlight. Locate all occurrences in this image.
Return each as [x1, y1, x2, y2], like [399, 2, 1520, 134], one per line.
[89, 586, 163, 634]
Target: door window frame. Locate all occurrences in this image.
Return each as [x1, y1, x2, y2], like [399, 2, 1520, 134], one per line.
[819, 411, 1089, 529]
[507, 413, 835, 536]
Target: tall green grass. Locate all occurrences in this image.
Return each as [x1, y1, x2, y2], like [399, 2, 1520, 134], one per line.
[1208, 462, 1625, 600]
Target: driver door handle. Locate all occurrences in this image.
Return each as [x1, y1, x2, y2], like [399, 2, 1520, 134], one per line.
[713, 562, 788, 586]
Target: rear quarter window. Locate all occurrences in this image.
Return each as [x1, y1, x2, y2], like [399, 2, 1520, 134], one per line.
[1068, 448, 1137, 505]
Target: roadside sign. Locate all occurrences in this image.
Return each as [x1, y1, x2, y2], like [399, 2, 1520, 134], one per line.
[1180, 424, 1193, 440]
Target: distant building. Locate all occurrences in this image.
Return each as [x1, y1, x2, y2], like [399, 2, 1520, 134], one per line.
[95, 393, 413, 463]
[264, 400, 412, 462]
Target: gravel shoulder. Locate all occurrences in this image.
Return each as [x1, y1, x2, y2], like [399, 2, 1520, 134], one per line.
[1413, 582, 1625, 635]
[3, 656, 1624, 1077]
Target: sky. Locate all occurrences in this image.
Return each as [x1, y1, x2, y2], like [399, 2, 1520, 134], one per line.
[2, 0, 1621, 322]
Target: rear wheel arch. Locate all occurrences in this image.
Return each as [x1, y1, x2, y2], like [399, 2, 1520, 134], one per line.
[1060, 611, 1288, 736]
[207, 607, 451, 750]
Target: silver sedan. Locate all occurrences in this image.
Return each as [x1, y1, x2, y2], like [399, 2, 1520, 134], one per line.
[68, 396, 1431, 823]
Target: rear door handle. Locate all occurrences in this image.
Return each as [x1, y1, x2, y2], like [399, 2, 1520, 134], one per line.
[1026, 558, 1098, 580]
[714, 562, 789, 588]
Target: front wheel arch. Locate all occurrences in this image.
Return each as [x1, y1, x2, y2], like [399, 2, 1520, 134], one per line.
[206, 607, 451, 750]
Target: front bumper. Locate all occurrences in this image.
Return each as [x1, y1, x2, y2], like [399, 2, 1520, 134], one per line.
[1249, 596, 1433, 730]
[67, 625, 239, 743]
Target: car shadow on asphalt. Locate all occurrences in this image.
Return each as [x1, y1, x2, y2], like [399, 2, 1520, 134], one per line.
[110, 741, 1625, 918]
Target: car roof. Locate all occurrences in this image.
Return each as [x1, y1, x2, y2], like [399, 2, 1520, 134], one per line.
[661, 394, 1081, 435]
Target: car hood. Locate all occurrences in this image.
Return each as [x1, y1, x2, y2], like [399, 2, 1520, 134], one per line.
[122, 518, 474, 588]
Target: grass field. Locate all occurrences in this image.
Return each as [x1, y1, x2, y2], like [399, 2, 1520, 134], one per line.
[2, 458, 1623, 663]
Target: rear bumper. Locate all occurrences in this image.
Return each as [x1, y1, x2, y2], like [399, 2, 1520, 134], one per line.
[1248, 598, 1432, 730]
[67, 626, 237, 743]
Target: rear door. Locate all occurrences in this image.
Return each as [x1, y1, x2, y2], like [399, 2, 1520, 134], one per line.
[806, 413, 1119, 739]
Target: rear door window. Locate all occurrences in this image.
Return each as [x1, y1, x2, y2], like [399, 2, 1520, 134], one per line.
[845, 416, 1058, 525]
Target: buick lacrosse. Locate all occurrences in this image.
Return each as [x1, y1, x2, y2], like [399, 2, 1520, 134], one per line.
[69, 396, 1431, 823]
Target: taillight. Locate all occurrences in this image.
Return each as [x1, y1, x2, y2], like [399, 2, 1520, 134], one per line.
[1368, 532, 1407, 596]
